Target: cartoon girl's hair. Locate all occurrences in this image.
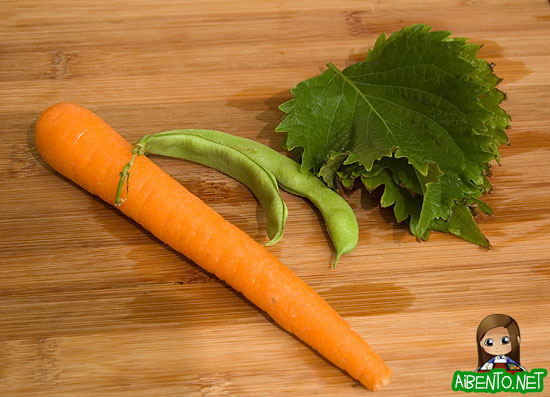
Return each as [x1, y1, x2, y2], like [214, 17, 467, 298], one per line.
[477, 314, 521, 367]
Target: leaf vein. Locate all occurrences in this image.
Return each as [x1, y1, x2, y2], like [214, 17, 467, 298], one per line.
[327, 63, 397, 145]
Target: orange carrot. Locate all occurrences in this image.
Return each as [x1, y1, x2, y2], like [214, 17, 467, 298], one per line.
[35, 103, 391, 391]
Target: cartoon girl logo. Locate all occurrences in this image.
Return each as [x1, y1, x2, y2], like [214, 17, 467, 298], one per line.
[476, 314, 526, 373]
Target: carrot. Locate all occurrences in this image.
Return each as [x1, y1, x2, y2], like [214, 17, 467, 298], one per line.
[35, 102, 391, 391]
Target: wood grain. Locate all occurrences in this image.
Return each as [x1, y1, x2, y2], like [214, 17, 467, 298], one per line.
[1, 0, 550, 395]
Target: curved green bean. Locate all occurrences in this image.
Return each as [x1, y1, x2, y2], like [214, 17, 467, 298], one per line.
[145, 129, 359, 266]
[132, 132, 288, 246]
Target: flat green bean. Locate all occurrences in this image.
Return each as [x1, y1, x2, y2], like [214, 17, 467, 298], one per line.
[129, 132, 288, 246]
[144, 129, 359, 266]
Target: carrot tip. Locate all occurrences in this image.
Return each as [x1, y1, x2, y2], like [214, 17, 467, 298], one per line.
[373, 377, 391, 391]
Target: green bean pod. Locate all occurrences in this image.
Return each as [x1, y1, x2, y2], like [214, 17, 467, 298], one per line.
[132, 132, 288, 246]
[141, 129, 359, 266]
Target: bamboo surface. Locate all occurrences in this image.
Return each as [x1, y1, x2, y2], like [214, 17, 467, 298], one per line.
[1, 1, 550, 395]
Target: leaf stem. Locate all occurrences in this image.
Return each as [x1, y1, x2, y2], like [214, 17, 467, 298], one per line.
[115, 141, 147, 206]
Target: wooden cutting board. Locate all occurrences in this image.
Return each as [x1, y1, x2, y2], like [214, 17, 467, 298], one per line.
[1, 1, 549, 395]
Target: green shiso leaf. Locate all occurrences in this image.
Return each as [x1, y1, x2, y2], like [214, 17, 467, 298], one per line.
[276, 24, 509, 246]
